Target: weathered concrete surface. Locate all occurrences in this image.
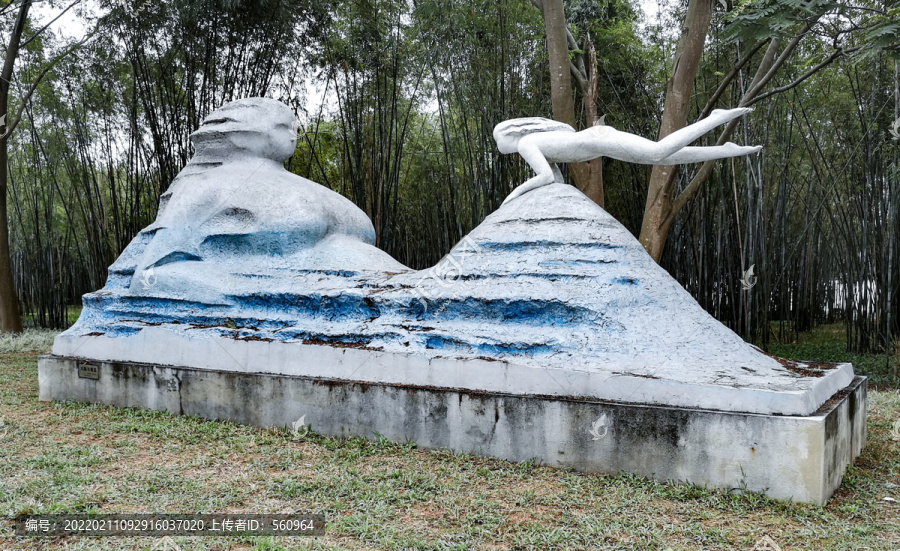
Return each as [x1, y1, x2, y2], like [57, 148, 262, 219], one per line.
[38, 356, 866, 505]
[53, 181, 854, 416]
[52, 327, 854, 417]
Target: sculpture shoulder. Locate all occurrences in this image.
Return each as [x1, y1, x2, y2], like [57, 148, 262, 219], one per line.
[155, 165, 375, 244]
[289, 174, 377, 245]
[237, 168, 377, 245]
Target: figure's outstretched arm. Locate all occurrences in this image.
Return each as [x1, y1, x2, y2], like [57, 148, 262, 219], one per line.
[657, 143, 762, 165]
[504, 140, 557, 204]
[550, 163, 564, 184]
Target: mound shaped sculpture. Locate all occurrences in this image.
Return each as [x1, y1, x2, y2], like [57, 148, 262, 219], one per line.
[51, 98, 849, 414]
[41, 98, 864, 505]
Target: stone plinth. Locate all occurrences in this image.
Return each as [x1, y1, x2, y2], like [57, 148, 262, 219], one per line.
[38, 355, 866, 505]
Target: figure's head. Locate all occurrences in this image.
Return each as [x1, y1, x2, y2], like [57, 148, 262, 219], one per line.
[190, 97, 298, 162]
[492, 117, 576, 154]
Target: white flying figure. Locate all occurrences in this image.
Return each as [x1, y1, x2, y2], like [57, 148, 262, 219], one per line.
[494, 107, 762, 204]
[889, 117, 900, 140]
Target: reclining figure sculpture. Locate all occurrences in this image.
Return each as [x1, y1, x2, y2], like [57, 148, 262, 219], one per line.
[493, 107, 761, 203]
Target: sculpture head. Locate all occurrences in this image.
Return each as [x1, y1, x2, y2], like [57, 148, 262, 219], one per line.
[190, 97, 299, 163]
[492, 117, 576, 154]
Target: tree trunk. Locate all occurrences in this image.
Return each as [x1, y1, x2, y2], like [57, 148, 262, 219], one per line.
[0, 141, 22, 333]
[639, 0, 712, 261]
[578, 38, 603, 207]
[538, 0, 599, 202]
[542, 0, 575, 128]
[0, 0, 30, 333]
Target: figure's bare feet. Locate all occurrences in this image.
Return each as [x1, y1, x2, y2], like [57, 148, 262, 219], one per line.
[710, 107, 754, 124]
[721, 142, 762, 156]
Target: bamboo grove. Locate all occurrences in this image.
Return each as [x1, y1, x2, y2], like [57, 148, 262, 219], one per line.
[1, 0, 898, 357]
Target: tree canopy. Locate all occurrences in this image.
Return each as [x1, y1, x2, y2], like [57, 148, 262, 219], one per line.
[1, 0, 897, 359]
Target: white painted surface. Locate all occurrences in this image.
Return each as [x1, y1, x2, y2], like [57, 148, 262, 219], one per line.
[54, 328, 852, 416]
[54, 99, 851, 417]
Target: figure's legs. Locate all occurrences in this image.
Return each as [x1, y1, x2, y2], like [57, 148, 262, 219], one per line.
[658, 143, 762, 164]
[598, 107, 754, 164]
[503, 140, 557, 204]
[655, 108, 753, 159]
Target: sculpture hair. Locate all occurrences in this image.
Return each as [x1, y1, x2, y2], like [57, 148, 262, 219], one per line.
[492, 117, 576, 154]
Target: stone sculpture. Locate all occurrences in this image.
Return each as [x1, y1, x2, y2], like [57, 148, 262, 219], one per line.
[120, 97, 405, 303]
[41, 98, 864, 505]
[51, 97, 848, 415]
[494, 108, 761, 203]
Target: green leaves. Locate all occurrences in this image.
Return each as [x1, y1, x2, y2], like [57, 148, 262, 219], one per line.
[724, 0, 899, 62]
[852, 17, 900, 61]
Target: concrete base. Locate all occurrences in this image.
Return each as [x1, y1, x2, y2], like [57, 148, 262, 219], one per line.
[38, 355, 866, 505]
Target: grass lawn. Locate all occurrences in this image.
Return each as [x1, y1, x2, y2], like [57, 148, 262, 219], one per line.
[1, 332, 899, 550]
[764, 324, 899, 389]
[21, 307, 83, 332]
